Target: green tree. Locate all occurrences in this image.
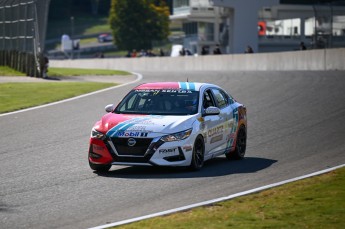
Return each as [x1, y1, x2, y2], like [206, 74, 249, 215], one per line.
[109, 0, 170, 51]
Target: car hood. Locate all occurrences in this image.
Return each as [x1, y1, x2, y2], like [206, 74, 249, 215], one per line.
[94, 113, 197, 138]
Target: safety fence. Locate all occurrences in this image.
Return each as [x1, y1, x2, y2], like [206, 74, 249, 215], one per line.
[0, 0, 50, 77]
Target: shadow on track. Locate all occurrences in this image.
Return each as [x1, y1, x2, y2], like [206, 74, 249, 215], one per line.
[95, 157, 277, 179]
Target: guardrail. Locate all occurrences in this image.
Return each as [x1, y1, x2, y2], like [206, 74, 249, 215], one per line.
[50, 48, 345, 72]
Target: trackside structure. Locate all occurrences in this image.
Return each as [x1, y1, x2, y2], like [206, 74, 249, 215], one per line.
[0, 0, 50, 77]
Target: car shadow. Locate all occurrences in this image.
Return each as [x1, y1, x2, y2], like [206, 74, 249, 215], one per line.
[94, 156, 278, 179]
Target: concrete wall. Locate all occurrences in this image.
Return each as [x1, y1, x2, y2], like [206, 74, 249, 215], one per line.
[50, 48, 345, 72]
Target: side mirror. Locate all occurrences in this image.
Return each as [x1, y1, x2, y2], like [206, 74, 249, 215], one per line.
[105, 104, 114, 113]
[204, 106, 220, 116]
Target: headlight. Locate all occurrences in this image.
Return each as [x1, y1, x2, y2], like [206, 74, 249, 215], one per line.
[160, 129, 192, 142]
[91, 128, 106, 140]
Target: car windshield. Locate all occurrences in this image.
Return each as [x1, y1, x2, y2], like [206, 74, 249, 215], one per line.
[114, 89, 199, 115]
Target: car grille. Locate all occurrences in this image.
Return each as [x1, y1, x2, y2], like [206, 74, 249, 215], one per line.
[111, 138, 153, 156]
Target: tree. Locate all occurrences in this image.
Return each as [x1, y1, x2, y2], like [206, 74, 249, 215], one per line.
[109, 0, 170, 51]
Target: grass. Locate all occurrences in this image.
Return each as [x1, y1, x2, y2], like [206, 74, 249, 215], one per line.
[0, 66, 26, 76]
[0, 82, 116, 114]
[115, 167, 345, 229]
[48, 67, 130, 77]
[0, 66, 131, 114]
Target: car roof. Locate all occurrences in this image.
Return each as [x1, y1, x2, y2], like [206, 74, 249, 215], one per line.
[134, 82, 213, 91]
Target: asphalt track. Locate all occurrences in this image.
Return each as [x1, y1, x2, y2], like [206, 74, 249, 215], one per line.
[1, 70, 345, 229]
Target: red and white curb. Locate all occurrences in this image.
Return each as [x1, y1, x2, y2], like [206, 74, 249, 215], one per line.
[89, 164, 345, 229]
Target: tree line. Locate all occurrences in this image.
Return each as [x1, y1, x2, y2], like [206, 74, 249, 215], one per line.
[49, 0, 171, 52]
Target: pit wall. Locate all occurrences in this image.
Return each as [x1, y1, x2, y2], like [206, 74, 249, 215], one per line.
[50, 48, 345, 72]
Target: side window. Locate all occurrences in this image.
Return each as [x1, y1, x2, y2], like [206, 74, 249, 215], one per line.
[119, 94, 136, 111]
[211, 88, 227, 109]
[203, 89, 215, 109]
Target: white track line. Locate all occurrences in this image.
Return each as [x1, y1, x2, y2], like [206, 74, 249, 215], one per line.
[89, 164, 345, 229]
[0, 72, 143, 117]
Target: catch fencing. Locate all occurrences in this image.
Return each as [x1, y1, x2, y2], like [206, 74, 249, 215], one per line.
[0, 0, 50, 77]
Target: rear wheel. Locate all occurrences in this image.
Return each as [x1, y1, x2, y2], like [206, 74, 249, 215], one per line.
[89, 160, 111, 172]
[226, 125, 246, 160]
[190, 135, 205, 170]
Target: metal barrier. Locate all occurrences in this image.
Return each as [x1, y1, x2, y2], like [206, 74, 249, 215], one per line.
[0, 0, 50, 77]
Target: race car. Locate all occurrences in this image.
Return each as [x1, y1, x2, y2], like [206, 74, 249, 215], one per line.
[89, 82, 247, 172]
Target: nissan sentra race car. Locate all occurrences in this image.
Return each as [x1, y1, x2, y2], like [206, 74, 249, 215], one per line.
[89, 82, 247, 172]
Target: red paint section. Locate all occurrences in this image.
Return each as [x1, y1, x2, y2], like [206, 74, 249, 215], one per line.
[96, 113, 146, 133]
[135, 82, 180, 90]
[89, 138, 113, 164]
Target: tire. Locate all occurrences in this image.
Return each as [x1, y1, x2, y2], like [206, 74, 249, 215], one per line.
[226, 125, 246, 160]
[190, 135, 205, 170]
[89, 160, 111, 172]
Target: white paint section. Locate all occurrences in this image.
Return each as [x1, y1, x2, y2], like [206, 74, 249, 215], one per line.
[89, 164, 345, 229]
[0, 73, 142, 117]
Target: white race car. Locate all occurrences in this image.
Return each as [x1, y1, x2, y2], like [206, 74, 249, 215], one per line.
[89, 82, 247, 172]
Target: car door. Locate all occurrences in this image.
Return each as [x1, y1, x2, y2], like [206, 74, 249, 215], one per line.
[210, 88, 234, 154]
[201, 88, 225, 158]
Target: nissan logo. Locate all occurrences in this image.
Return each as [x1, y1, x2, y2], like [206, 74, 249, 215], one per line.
[127, 138, 136, 147]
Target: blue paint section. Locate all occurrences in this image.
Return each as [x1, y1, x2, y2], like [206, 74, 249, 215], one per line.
[179, 82, 196, 91]
[106, 116, 152, 137]
[179, 82, 187, 90]
[188, 83, 195, 90]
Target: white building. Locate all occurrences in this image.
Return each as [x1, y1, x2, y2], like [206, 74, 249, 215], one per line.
[170, 0, 345, 54]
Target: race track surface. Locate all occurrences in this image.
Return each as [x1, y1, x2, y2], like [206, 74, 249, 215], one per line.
[1, 71, 345, 229]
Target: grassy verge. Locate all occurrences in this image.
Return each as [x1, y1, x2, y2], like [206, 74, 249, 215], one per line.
[116, 167, 345, 229]
[0, 67, 130, 114]
[48, 67, 130, 77]
[0, 66, 26, 76]
[0, 82, 116, 114]
[0, 66, 130, 77]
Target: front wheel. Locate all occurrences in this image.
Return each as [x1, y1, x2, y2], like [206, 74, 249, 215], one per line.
[89, 160, 111, 172]
[226, 125, 246, 160]
[190, 135, 205, 171]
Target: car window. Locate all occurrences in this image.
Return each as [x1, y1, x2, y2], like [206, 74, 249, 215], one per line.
[203, 90, 215, 109]
[115, 89, 199, 115]
[211, 88, 228, 109]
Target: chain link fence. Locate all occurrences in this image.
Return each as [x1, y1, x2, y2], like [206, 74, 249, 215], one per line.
[0, 0, 50, 77]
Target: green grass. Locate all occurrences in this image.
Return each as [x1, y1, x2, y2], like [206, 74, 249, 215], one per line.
[0, 82, 116, 114]
[0, 66, 26, 76]
[48, 67, 130, 77]
[116, 167, 345, 229]
[0, 66, 130, 113]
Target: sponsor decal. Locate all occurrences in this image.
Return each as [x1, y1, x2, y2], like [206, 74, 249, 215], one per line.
[115, 132, 149, 137]
[183, 145, 193, 152]
[159, 148, 177, 154]
[158, 148, 179, 157]
[208, 125, 224, 138]
[135, 89, 193, 94]
[210, 135, 223, 144]
[127, 125, 148, 132]
[225, 108, 239, 148]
